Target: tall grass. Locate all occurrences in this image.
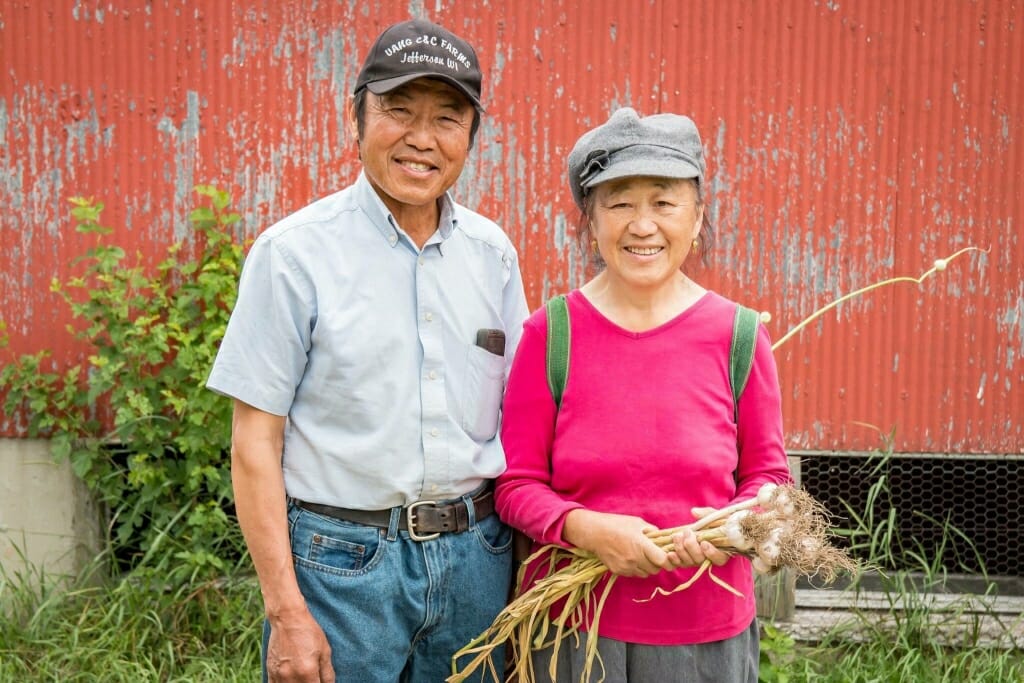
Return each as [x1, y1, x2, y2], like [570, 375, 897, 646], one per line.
[765, 638, 1024, 683]
[0, 552, 262, 681]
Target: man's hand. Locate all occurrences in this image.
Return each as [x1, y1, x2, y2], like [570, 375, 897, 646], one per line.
[266, 610, 335, 682]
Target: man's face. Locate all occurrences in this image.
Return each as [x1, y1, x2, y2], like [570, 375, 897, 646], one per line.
[356, 79, 475, 219]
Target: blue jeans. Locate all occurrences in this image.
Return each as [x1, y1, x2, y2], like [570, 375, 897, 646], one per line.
[263, 495, 513, 682]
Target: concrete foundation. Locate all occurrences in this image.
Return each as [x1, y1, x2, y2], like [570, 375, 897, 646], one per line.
[0, 438, 104, 586]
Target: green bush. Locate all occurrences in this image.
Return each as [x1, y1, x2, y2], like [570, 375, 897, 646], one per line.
[1, 186, 246, 580]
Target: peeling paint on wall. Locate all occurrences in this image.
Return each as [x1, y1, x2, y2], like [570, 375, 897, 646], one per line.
[1, 0, 1021, 453]
[999, 286, 1024, 372]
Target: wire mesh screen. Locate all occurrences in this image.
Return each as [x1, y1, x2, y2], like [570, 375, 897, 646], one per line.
[799, 454, 1023, 577]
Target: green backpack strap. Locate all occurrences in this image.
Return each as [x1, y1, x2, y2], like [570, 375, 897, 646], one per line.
[545, 295, 571, 409]
[545, 296, 756, 419]
[729, 304, 760, 423]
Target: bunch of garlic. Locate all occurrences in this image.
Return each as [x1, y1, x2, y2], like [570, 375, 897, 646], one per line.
[699, 483, 857, 582]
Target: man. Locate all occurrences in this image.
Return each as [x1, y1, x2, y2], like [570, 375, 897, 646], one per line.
[207, 18, 529, 682]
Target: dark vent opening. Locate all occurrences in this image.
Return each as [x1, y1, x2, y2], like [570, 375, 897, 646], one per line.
[799, 455, 1023, 578]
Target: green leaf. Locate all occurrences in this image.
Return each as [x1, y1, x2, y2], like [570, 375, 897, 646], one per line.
[189, 207, 216, 224]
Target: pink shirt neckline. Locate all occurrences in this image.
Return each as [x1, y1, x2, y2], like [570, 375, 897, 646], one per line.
[571, 288, 713, 339]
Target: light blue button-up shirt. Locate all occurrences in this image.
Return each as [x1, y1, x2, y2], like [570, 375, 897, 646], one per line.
[207, 173, 529, 509]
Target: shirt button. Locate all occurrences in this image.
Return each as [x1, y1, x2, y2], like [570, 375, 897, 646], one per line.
[430, 428, 440, 437]
[389, 235, 397, 245]
[418, 256, 425, 265]
[424, 312, 433, 322]
[428, 370, 438, 380]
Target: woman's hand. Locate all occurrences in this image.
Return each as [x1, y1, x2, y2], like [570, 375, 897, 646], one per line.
[562, 509, 669, 577]
[666, 506, 732, 569]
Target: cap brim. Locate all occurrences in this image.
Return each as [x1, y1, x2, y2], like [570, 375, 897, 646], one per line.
[364, 74, 485, 112]
[581, 158, 702, 190]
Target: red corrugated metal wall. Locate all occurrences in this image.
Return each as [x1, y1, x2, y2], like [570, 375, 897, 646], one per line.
[2, 1, 1022, 454]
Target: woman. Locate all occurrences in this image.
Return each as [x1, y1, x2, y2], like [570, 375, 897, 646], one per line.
[494, 108, 792, 682]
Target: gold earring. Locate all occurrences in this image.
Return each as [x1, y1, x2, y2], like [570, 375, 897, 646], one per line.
[691, 239, 700, 252]
[591, 239, 599, 254]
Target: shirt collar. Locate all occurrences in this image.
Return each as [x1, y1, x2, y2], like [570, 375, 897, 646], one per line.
[355, 173, 457, 251]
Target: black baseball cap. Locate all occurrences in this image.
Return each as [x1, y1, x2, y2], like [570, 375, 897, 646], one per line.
[354, 18, 484, 110]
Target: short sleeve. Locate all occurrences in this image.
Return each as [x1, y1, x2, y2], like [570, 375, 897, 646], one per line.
[206, 234, 316, 415]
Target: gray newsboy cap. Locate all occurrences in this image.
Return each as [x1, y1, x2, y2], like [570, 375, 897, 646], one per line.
[567, 107, 706, 210]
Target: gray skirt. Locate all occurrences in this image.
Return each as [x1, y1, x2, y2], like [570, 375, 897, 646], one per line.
[527, 618, 759, 683]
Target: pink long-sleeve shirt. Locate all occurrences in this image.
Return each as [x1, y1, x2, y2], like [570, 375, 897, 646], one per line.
[495, 289, 792, 645]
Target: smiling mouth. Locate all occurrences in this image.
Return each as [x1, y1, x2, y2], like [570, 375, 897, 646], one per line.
[399, 160, 434, 172]
[624, 246, 663, 255]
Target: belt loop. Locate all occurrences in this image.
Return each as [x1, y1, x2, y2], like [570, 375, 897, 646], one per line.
[386, 506, 402, 541]
[463, 491, 478, 528]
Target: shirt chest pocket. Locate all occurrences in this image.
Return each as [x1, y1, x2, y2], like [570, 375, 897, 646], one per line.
[461, 345, 506, 442]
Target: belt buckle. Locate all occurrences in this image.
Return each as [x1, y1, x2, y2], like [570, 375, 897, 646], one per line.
[406, 500, 440, 541]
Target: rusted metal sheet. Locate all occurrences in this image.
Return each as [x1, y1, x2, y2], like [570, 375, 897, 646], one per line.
[2, 1, 1022, 454]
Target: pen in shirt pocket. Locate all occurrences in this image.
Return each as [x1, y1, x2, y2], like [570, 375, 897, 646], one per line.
[475, 328, 506, 356]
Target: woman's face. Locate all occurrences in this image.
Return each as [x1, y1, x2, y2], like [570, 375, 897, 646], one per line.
[589, 176, 704, 291]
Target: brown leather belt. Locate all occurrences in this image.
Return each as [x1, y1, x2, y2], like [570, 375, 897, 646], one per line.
[294, 488, 495, 541]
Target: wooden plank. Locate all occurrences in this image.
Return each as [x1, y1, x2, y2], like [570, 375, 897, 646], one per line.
[773, 607, 1024, 650]
[794, 589, 1024, 615]
[769, 590, 1024, 649]
[756, 569, 796, 620]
